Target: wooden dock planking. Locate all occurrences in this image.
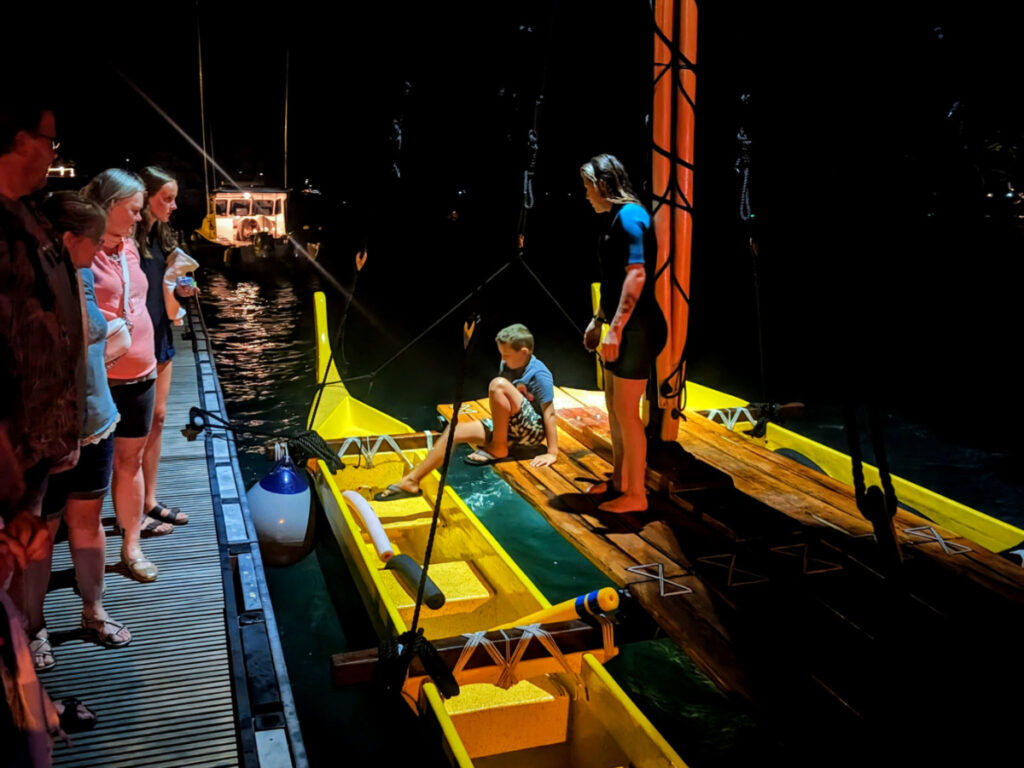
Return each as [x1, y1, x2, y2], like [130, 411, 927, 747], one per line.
[552, 389, 1024, 604]
[436, 398, 754, 699]
[43, 316, 306, 767]
[45, 327, 239, 768]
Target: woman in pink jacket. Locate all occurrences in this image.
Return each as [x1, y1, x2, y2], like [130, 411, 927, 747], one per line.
[82, 170, 168, 583]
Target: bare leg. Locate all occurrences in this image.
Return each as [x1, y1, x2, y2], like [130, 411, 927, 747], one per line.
[142, 361, 173, 512]
[473, 377, 525, 460]
[598, 375, 649, 514]
[64, 497, 106, 607]
[65, 496, 132, 642]
[392, 419, 490, 492]
[604, 374, 624, 491]
[113, 436, 149, 565]
[14, 494, 52, 638]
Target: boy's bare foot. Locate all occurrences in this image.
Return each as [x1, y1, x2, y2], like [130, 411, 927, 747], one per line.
[585, 480, 616, 496]
[465, 444, 509, 466]
[476, 443, 508, 460]
[598, 494, 648, 514]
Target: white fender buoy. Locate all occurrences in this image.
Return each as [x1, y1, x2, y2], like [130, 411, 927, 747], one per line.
[341, 490, 394, 562]
[247, 446, 313, 566]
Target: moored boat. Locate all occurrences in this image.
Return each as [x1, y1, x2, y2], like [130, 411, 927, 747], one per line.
[306, 292, 686, 768]
[192, 185, 321, 270]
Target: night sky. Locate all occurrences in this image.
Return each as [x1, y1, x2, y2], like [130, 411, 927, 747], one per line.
[13, 0, 1024, 445]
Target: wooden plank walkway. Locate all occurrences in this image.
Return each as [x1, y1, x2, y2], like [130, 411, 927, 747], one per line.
[43, 316, 304, 767]
[438, 384, 1024, 717]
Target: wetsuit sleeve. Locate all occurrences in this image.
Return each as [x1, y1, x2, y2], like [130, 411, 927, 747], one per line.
[618, 205, 649, 268]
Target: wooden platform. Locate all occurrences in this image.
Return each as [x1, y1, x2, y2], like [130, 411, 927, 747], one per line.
[43, 319, 304, 767]
[438, 385, 1024, 747]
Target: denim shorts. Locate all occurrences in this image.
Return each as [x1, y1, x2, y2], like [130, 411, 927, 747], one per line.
[41, 434, 115, 518]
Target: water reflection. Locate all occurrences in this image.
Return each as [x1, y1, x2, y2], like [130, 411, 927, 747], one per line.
[198, 270, 320, 478]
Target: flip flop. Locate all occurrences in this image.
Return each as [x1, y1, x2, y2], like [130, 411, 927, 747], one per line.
[81, 614, 132, 648]
[57, 697, 97, 733]
[464, 449, 510, 467]
[374, 484, 423, 502]
[147, 502, 189, 525]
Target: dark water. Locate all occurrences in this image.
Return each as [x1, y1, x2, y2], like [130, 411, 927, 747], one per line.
[196, 257, 1023, 767]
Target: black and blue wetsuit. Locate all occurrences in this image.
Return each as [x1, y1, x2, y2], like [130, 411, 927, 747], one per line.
[597, 203, 668, 380]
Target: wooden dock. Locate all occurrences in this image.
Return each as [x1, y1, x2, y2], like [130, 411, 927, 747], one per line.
[438, 385, 1024, 751]
[43, 313, 305, 767]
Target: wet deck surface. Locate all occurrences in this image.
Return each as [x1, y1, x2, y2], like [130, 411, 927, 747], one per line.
[45, 326, 239, 767]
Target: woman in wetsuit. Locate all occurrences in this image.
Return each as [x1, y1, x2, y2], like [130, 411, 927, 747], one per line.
[581, 154, 667, 514]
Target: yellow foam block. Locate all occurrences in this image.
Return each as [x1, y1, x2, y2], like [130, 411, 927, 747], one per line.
[443, 679, 569, 758]
[382, 560, 492, 620]
[373, 495, 434, 521]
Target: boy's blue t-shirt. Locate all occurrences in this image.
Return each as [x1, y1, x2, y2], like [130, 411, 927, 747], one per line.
[499, 354, 554, 418]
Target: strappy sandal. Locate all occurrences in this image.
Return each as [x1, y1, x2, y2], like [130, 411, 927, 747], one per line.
[81, 614, 132, 648]
[146, 502, 189, 525]
[29, 630, 56, 672]
[139, 517, 174, 538]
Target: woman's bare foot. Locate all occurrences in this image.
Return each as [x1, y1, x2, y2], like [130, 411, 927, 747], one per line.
[586, 480, 616, 496]
[598, 494, 648, 514]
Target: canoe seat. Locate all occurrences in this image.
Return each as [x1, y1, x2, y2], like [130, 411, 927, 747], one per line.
[382, 560, 492, 621]
[443, 678, 569, 759]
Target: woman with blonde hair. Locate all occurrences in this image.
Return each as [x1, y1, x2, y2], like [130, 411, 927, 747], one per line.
[82, 169, 168, 583]
[581, 153, 667, 514]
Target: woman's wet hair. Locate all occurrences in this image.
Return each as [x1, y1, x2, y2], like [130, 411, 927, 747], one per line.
[80, 169, 145, 213]
[138, 165, 179, 258]
[40, 191, 106, 242]
[580, 154, 641, 206]
[495, 323, 535, 352]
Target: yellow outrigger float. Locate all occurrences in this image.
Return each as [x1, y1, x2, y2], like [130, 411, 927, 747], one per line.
[307, 293, 685, 768]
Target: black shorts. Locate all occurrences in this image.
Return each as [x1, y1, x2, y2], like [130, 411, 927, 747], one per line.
[604, 311, 668, 381]
[110, 379, 156, 438]
[41, 435, 115, 518]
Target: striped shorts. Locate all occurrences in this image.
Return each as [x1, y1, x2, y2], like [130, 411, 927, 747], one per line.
[483, 403, 546, 447]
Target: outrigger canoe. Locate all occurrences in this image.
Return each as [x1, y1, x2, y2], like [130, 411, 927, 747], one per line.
[306, 292, 686, 768]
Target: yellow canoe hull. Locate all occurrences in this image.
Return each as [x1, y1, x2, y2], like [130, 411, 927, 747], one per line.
[308, 293, 686, 768]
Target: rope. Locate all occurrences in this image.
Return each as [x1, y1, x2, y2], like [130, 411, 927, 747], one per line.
[409, 317, 480, 635]
[184, 407, 342, 472]
[843, 403, 903, 570]
[649, 1, 696, 409]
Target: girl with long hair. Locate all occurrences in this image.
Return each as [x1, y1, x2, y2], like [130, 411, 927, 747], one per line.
[581, 154, 668, 514]
[137, 166, 193, 528]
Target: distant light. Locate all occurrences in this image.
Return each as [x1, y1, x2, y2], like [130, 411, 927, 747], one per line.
[986, 193, 994, 198]
[243, 192, 251, 199]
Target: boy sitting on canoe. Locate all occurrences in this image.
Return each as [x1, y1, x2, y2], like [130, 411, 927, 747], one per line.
[375, 323, 558, 501]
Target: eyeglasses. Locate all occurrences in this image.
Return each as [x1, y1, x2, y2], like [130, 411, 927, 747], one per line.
[33, 131, 60, 151]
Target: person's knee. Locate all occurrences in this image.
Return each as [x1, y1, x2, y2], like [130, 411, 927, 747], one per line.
[150, 408, 167, 433]
[113, 448, 144, 474]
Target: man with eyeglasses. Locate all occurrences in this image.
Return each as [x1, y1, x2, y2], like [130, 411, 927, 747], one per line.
[1, 90, 87, 762]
